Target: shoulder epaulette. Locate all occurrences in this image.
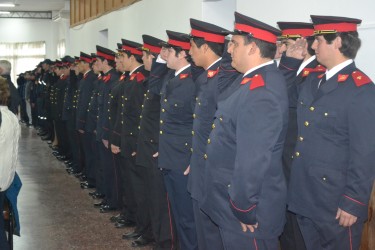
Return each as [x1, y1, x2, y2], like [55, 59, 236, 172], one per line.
[119, 74, 126, 81]
[207, 69, 219, 78]
[352, 71, 372, 87]
[240, 74, 265, 90]
[136, 72, 145, 83]
[302, 65, 326, 77]
[249, 74, 265, 90]
[103, 74, 111, 83]
[180, 73, 189, 79]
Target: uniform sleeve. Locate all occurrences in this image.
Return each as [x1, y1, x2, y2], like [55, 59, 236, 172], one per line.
[278, 54, 303, 83]
[339, 85, 375, 219]
[217, 42, 240, 94]
[228, 87, 285, 225]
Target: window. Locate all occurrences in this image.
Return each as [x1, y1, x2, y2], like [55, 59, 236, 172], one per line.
[57, 39, 66, 58]
[0, 41, 46, 85]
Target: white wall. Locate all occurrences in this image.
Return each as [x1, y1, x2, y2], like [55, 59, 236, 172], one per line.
[0, 18, 60, 60]
[68, 0, 203, 56]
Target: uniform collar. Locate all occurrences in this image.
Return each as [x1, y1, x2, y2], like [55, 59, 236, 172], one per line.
[325, 59, 353, 80]
[175, 64, 191, 76]
[206, 57, 222, 70]
[243, 60, 274, 77]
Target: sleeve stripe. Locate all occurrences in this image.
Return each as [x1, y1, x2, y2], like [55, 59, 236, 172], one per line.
[229, 199, 256, 213]
[343, 195, 366, 206]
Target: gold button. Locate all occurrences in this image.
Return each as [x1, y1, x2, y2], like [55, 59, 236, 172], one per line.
[309, 107, 315, 111]
[144, 93, 146, 97]
[174, 103, 178, 107]
[164, 99, 167, 102]
[228, 184, 231, 188]
[130, 132, 133, 135]
[196, 97, 198, 101]
[212, 124, 215, 129]
[160, 131, 163, 135]
[138, 126, 140, 130]
[295, 152, 300, 157]
[192, 130, 195, 135]
[219, 117, 223, 122]
[140, 115, 142, 119]
[150, 139, 153, 143]
[142, 105, 144, 108]
[162, 109, 165, 112]
[121, 121, 123, 124]
[322, 177, 327, 181]
[193, 114, 196, 118]
[160, 120, 163, 124]
[125, 98, 128, 101]
[204, 154, 208, 160]
[324, 113, 328, 117]
[185, 143, 188, 146]
[198, 102, 201, 106]
[207, 139, 211, 144]
[190, 148, 193, 152]
[122, 104, 124, 107]
[304, 121, 309, 127]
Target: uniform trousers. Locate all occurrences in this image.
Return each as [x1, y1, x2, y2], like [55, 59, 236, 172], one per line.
[54, 120, 69, 157]
[297, 214, 363, 250]
[118, 155, 136, 222]
[280, 210, 306, 250]
[81, 132, 96, 185]
[95, 140, 104, 195]
[65, 117, 80, 172]
[162, 169, 198, 250]
[192, 198, 223, 250]
[127, 157, 152, 238]
[99, 143, 119, 208]
[219, 227, 279, 250]
[144, 164, 177, 250]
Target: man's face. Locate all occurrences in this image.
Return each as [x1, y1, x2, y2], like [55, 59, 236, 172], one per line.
[227, 35, 250, 73]
[166, 47, 180, 70]
[142, 51, 154, 71]
[189, 40, 205, 67]
[92, 61, 99, 74]
[121, 53, 132, 72]
[96, 58, 104, 71]
[115, 54, 124, 72]
[312, 35, 336, 68]
[42, 63, 49, 71]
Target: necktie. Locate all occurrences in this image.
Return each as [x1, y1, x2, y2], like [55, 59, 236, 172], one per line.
[318, 74, 326, 89]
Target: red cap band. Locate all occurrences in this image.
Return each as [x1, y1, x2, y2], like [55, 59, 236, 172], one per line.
[168, 39, 191, 50]
[314, 23, 357, 32]
[235, 23, 277, 44]
[143, 43, 162, 54]
[281, 28, 314, 37]
[97, 51, 115, 61]
[191, 29, 226, 43]
[122, 45, 143, 56]
[80, 57, 91, 63]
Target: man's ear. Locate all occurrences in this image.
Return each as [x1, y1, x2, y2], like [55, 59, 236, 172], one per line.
[178, 50, 187, 59]
[247, 41, 257, 56]
[334, 36, 342, 50]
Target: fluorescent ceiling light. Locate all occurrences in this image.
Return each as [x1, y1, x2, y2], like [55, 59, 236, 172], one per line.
[0, 11, 11, 14]
[0, 3, 15, 7]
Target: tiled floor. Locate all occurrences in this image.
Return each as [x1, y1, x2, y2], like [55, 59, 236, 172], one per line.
[12, 125, 152, 250]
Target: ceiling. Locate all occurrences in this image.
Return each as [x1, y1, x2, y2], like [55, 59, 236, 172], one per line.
[0, 0, 66, 12]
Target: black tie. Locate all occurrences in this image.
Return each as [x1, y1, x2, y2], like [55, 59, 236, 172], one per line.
[319, 74, 326, 89]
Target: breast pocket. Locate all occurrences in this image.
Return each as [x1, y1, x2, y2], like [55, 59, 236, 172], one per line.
[314, 110, 337, 134]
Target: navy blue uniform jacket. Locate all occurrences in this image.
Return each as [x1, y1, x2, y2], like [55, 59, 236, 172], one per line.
[200, 62, 289, 239]
[288, 62, 375, 222]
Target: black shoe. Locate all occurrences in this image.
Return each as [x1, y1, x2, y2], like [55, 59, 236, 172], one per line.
[110, 213, 124, 223]
[94, 201, 106, 208]
[81, 183, 95, 189]
[122, 231, 142, 240]
[99, 205, 117, 213]
[41, 135, 52, 141]
[131, 235, 154, 247]
[92, 193, 105, 199]
[115, 218, 136, 228]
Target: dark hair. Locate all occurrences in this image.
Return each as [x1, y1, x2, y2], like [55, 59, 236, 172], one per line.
[243, 35, 276, 59]
[0, 76, 10, 105]
[191, 37, 224, 57]
[322, 31, 361, 59]
[124, 51, 143, 64]
[171, 46, 192, 63]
